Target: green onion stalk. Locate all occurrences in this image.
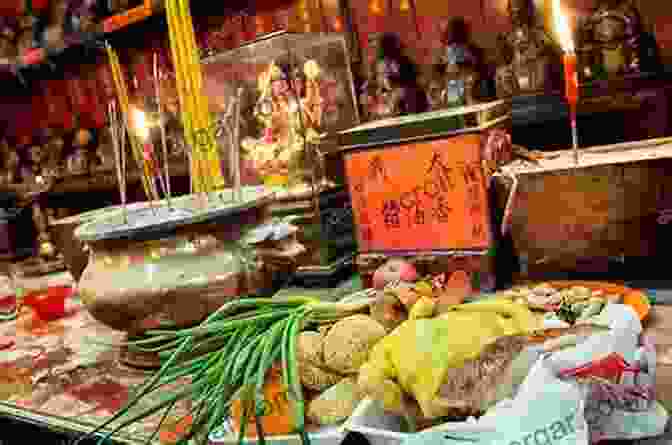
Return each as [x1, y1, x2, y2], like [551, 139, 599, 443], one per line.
[77, 296, 373, 445]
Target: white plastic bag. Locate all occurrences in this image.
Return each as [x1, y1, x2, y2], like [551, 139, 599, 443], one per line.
[402, 359, 590, 445]
[545, 304, 668, 442]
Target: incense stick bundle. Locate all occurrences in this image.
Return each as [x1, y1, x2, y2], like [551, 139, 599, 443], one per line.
[166, 0, 224, 193]
[108, 102, 128, 223]
[105, 43, 160, 201]
[154, 53, 172, 206]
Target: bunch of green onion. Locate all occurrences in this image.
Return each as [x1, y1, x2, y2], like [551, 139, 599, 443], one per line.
[76, 296, 373, 445]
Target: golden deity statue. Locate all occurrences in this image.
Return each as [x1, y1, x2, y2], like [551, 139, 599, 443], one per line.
[245, 60, 324, 188]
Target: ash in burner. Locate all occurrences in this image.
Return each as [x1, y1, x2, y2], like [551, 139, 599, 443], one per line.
[76, 187, 276, 242]
[100, 206, 194, 231]
[79, 206, 196, 241]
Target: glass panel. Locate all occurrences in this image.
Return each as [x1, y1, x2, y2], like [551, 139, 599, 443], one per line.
[202, 32, 360, 194]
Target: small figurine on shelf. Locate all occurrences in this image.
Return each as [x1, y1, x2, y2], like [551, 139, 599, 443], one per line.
[437, 17, 484, 108]
[425, 65, 446, 111]
[0, 19, 17, 60]
[495, 0, 561, 97]
[64, 0, 99, 35]
[66, 128, 92, 176]
[363, 33, 428, 120]
[257, 62, 298, 145]
[21, 141, 55, 189]
[16, 16, 38, 57]
[94, 126, 116, 171]
[42, 0, 70, 51]
[578, 0, 657, 79]
[0, 139, 20, 185]
[43, 128, 66, 179]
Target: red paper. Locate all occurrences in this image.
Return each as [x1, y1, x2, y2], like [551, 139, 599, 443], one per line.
[230, 15, 246, 48]
[66, 74, 89, 126]
[83, 73, 106, 129]
[30, 82, 48, 129]
[52, 79, 75, 130]
[254, 13, 274, 36]
[344, 134, 491, 253]
[273, 7, 292, 31]
[31, 0, 50, 12]
[655, 16, 672, 51]
[130, 49, 152, 98]
[242, 16, 256, 42]
[11, 100, 35, 144]
[41, 81, 60, 128]
[0, 0, 22, 16]
[77, 77, 96, 129]
[95, 61, 116, 102]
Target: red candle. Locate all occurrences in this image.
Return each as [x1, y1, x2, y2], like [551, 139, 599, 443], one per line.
[563, 53, 579, 107]
[143, 142, 153, 161]
[332, 16, 344, 32]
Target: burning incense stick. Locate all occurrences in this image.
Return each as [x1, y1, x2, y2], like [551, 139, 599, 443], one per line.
[154, 52, 173, 209]
[133, 107, 169, 215]
[108, 101, 128, 224]
[120, 111, 128, 217]
[221, 99, 236, 202]
[105, 42, 159, 201]
[233, 87, 243, 201]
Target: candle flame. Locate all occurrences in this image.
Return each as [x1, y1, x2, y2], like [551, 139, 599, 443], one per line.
[552, 0, 574, 53]
[132, 107, 150, 141]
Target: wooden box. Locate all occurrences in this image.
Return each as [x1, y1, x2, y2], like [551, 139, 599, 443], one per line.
[336, 100, 510, 256]
[333, 101, 510, 295]
[494, 138, 672, 279]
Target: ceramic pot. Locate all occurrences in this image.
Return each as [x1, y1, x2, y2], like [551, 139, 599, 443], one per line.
[75, 188, 304, 333]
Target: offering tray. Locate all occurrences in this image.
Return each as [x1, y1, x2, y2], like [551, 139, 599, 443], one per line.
[75, 186, 305, 334]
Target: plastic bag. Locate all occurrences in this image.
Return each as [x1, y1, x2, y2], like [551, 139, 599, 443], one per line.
[545, 304, 667, 442]
[402, 359, 589, 445]
[399, 304, 667, 445]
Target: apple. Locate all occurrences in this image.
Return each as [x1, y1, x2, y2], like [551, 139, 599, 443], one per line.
[372, 258, 418, 290]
